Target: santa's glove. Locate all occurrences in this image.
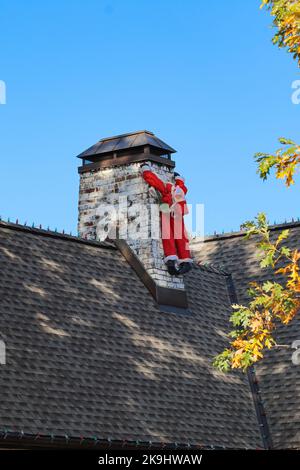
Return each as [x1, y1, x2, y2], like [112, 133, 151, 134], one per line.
[141, 164, 151, 173]
[149, 187, 158, 199]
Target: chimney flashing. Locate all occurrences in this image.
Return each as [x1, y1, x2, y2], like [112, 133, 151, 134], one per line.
[115, 239, 189, 311]
[78, 151, 175, 173]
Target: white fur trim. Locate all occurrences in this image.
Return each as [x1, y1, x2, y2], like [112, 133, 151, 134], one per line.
[141, 164, 151, 172]
[160, 203, 171, 213]
[164, 255, 178, 263]
[178, 258, 193, 264]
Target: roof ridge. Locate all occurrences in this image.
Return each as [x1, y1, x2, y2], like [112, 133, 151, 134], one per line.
[190, 220, 300, 243]
[100, 130, 154, 142]
[194, 262, 230, 276]
[0, 220, 116, 249]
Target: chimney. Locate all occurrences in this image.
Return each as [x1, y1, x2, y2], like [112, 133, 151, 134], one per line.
[77, 130, 188, 312]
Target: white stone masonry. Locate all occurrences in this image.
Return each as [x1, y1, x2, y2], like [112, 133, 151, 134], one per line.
[78, 161, 185, 289]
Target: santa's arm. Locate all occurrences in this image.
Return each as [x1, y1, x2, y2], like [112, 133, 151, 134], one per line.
[174, 174, 188, 194]
[141, 165, 166, 195]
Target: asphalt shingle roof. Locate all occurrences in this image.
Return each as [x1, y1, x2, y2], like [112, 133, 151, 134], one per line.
[192, 222, 300, 449]
[0, 222, 261, 449]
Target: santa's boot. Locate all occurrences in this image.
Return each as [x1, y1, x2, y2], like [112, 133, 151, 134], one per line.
[166, 259, 179, 276]
[178, 262, 192, 275]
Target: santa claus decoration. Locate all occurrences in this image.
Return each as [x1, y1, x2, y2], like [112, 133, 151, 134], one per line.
[141, 164, 193, 276]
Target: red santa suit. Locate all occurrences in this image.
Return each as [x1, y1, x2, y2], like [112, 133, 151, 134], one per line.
[141, 165, 192, 265]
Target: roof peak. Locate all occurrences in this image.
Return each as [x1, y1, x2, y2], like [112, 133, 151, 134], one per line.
[99, 130, 154, 142]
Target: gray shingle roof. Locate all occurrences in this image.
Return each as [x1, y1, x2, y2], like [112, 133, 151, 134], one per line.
[0, 222, 261, 449]
[77, 130, 176, 160]
[191, 222, 300, 449]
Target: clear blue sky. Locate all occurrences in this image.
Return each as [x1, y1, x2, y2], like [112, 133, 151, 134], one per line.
[0, 0, 299, 235]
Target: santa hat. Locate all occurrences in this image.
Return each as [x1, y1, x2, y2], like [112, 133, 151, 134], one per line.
[174, 172, 185, 183]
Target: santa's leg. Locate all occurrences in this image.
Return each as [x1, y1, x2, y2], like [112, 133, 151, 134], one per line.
[161, 212, 179, 275]
[174, 217, 193, 274]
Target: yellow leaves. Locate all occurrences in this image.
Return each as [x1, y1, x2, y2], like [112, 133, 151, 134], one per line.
[265, 337, 275, 349]
[250, 318, 263, 333]
[276, 265, 290, 276]
[255, 139, 300, 187]
[292, 279, 300, 292]
[292, 249, 300, 263]
[277, 249, 300, 293]
[276, 229, 290, 246]
[261, 0, 300, 66]
[231, 339, 247, 350]
[230, 331, 269, 369]
[288, 264, 299, 284]
[260, 0, 269, 8]
[231, 353, 244, 369]
[276, 153, 300, 186]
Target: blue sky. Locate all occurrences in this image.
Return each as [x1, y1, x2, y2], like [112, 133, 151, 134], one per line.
[0, 0, 299, 236]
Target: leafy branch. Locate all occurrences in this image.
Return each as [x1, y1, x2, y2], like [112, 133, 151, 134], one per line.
[261, 0, 300, 65]
[255, 137, 300, 186]
[213, 2, 300, 373]
[213, 213, 300, 372]
[255, 3, 300, 186]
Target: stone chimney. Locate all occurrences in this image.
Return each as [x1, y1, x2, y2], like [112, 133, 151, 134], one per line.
[77, 130, 188, 311]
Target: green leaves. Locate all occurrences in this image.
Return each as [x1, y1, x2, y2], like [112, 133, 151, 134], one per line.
[230, 306, 252, 329]
[262, 281, 276, 293]
[281, 246, 291, 257]
[254, 153, 278, 181]
[213, 350, 233, 373]
[278, 137, 296, 146]
[277, 229, 289, 244]
[241, 213, 270, 241]
[260, 252, 275, 268]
